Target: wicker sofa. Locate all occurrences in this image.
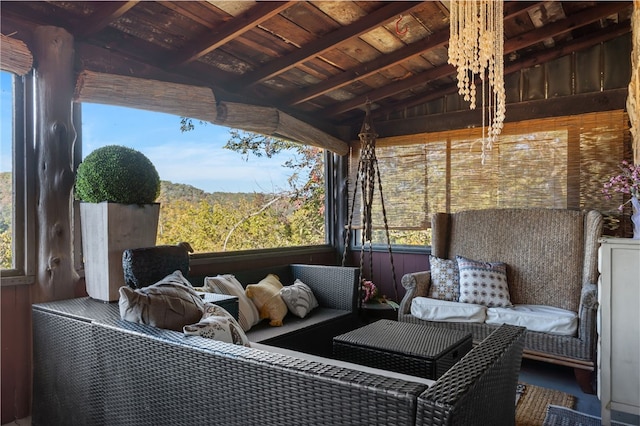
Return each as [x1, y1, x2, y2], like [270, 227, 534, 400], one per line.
[190, 263, 360, 356]
[398, 208, 603, 393]
[32, 296, 525, 426]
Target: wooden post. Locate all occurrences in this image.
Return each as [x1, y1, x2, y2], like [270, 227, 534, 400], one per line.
[32, 26, 78, 302]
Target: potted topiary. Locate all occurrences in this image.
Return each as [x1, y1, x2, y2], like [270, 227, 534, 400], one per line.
[75, 145, 161, 302]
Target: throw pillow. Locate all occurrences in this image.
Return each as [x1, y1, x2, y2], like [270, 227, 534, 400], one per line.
[245, 274, 288, 326]
[456, 255, 512, 308]
[428, 255, 460, 301]
[203, 274, 260, 332]
[279, 279, 319, 318]
[184, 303, 251, 346]
[119, 270, 204, 331]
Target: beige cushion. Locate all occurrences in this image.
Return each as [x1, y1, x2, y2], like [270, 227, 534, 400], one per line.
[203, 274, 260, 332]
[184, 303, 251, 346]
[245, 274, 288, 326]
[411, 297, 487, 323]
[486, 305, 578, 336]
[118, 270, 204, 331]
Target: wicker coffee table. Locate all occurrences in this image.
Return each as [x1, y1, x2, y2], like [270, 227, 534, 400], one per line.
[333, 319, 472, 379]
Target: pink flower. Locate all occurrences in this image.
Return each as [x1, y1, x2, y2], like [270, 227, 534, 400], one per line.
[603, 161, 640, 211]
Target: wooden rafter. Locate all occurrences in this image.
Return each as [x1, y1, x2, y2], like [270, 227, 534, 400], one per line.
[235, 1, 423, 89]
[168, 1, 294, 67]
[322, 1, 632, 118]
[74, 1, 139, 37]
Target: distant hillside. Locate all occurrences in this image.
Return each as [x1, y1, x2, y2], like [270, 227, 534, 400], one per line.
[159, 180, 265, 206]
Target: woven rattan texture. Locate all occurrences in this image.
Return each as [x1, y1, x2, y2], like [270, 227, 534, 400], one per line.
[432, 208, 602, 312]
[333, 320, 472, 378]
[94, 319, 427, 425]
[416, 324, 526, 426]
[291, 264, 359, 311]
[32, 310, 104, 426]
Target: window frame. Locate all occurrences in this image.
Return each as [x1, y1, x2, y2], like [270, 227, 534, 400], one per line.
[1, 72, 36, 286]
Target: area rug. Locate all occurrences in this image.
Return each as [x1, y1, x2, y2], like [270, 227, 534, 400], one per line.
[543, 405, 632, 426]
[516, 383, 576, 426]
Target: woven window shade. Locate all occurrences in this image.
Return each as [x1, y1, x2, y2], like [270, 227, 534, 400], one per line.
[348, 110, 629, 232]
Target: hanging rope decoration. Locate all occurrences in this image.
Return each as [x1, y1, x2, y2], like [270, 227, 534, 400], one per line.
[448, 0, 506, 163]
[342, 102, 398, 304]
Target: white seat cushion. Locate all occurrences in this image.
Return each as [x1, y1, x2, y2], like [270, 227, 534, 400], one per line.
[486, 304, 578, 336]
[411, 297, 487, 323]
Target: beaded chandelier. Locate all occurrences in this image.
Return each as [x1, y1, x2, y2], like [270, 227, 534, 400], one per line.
[448, 0, 506, 162]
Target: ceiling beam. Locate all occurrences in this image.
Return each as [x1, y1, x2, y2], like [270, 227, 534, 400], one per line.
[74, 1, 139, 37]
[322, 1, 632, 118]
[285, 1, 542, 107]
[235, 1, 423, 89]
[371, 20, 632, 123]
[168, 1, 294, 67]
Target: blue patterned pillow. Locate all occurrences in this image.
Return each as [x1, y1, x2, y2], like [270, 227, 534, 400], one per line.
[456, 255, 512, 307]
[428, 255, 460, 301]
[279, 279, 319, 318]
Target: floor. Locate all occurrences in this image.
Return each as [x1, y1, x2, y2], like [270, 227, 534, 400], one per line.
[4, 360, 638, 426]
[519, 358, 640, 425]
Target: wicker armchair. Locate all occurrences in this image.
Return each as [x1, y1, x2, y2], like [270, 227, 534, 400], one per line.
[399, 208, 603, 393]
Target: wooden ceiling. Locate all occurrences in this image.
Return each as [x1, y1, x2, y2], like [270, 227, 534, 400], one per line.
[0, 1, 634, 140]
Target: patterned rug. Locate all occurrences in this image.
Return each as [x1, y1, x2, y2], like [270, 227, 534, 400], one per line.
[516, 383, 576, 426]
[543, 405, 632, 426]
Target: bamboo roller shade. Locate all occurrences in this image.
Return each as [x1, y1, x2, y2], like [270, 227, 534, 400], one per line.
[74, 71, 348, 155]
[348, 110, 630, 230]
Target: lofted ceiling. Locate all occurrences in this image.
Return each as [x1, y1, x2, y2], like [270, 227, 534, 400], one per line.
[0, 1, 634, 141]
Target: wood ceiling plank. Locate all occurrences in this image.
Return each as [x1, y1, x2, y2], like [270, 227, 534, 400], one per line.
[288, 28, 449, 106]
[322, 1, 632, 119]
[168, 1, 293, 66]
[236, 1, 423, 89]
[371, 21, 632, 121]
[74, 2, 139, 37]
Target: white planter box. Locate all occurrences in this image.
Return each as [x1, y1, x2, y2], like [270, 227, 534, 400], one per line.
[80, 202, 160, 302]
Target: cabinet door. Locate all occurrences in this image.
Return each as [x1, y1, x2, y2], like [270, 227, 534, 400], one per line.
[609, 245, 640, 408]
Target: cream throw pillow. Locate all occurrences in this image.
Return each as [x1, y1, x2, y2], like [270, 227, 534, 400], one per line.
[203, 274, 260, 332]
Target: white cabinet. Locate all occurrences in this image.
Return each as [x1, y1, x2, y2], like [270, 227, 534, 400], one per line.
[598, 237, 640, 425]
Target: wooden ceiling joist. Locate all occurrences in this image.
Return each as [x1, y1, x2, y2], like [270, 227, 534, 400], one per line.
[323, 1, 632, 119]
[168, 1, 294, 67]
[235, 1, 423, 89]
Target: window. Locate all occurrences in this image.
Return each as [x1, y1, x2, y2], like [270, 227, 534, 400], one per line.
[81, 103, 326, 254]
[0, 72, 13, 269]
[1, 70, 34, 284]
[348, 110, 630, 246]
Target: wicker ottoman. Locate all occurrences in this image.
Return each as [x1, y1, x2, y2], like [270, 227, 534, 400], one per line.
[333, 319, 472, 379]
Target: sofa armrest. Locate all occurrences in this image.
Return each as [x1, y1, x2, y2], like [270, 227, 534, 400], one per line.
[416, 324, 526, 426]
[578, 282, 598, 356]
[290, 264, 359, 311]
[399, 271, 431, 316]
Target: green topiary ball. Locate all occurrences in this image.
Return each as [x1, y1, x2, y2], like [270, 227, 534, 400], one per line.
[75, 145, 160, 204]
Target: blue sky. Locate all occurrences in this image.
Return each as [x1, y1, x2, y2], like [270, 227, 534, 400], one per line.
[1, 71, 297, 194]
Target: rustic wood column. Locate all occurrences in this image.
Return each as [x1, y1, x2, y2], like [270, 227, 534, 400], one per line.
[32, 26, 78, 302]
